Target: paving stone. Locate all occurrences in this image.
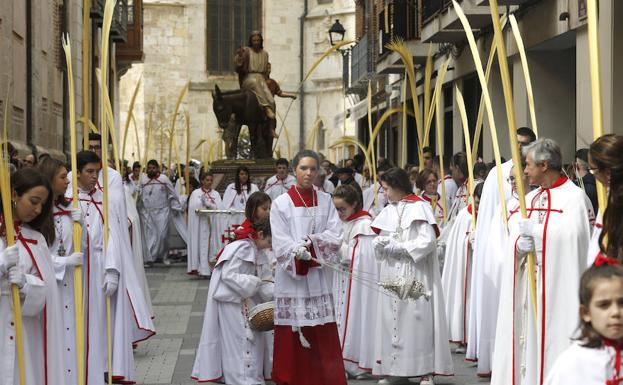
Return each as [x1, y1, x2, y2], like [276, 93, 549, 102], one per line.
[153, 281, 198, 304]
[152, 305, 192, 335]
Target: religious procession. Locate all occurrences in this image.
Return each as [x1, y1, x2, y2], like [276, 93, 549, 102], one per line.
[1, 0, 623, 385]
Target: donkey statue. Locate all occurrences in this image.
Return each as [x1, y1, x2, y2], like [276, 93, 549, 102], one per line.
[211, 85, 273, 159]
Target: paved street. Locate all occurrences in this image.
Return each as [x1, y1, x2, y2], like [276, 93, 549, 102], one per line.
[136, 263, 492, 385]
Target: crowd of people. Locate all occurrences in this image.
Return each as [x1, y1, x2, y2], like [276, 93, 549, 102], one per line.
[1, 129, 622, 385]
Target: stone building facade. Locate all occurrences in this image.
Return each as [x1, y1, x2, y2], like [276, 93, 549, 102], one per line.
[118, 0, 356, 166]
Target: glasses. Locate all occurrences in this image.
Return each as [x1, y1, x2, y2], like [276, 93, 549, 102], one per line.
[89, 145, 102, 151]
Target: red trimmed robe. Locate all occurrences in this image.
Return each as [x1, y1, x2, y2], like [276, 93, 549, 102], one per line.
[491, 177, 595, 385]
[269, 186, 347, 385]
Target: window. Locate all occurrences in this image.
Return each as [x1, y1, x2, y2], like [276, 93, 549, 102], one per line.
[206, 0, 262, 74]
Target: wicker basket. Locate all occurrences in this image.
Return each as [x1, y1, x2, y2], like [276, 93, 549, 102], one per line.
[248, 301, 275, 332]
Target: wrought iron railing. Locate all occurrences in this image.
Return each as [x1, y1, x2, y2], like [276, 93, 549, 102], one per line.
[379, 0, 420, 56]
[422, 0, 454, 24]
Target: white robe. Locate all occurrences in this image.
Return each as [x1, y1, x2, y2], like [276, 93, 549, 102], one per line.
[270, 187, 343, 327]
[50, 203, 80, 385]
[491, 178, 595, 385]
[370, 197, 453, 377]
[420, 193, 445, 227]
[465, 159, 513, 373]
[137, 173, 180, 262]
[544, 341, 621, 385]
[447, 181, 468, 223]
[263, 175, 296, 201]
[587, 210, 602, 266]
[440, 206, 473, 344]
[437, 176, 458, 215]
[187, 188, 223, 276]
[191, 239, 273, 384]
[99, 169, 156, 382]
[362, 183, 387, 218]
[333, 213, 379, 373]
[0, 225, 66, 385]
[124, 186, 154, 318]
[222, 183, 260, 240]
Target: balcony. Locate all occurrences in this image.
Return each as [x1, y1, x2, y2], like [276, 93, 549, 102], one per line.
[90, 0, 128, 43]
[422, 0, 453, 24]
[111, 0, 129, 43]
[376, 0, 429, 74]
[420, 0, 505, 43]
[117, 0, 142, 63]
[344, 34, 374, 95]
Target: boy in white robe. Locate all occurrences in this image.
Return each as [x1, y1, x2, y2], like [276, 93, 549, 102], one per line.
[187, 171, 223, 277]
[191, 219, 274, 385]
[263, 158, 295, 201]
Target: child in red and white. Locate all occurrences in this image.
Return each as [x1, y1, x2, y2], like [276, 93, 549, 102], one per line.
[545, 254, 623, 385]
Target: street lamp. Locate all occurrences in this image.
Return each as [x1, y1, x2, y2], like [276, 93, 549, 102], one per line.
[329, 19, 346, 46]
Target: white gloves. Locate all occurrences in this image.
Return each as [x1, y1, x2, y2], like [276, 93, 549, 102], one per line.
[373, 236, 391, 254]
[70, 207, 83, 224]
[0, 245, 19, 275]
[518, 218, 535, 237]
[516, 236, 535, 255]
[295, 246, 312, 261]
[383, 240, 407, 258]
[103, 270, 119, 297]
[258, 281, 274, 302]
[8, 266, 26, 289]
[58, 252, 83, 267]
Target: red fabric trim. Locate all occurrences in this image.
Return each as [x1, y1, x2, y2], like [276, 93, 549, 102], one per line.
[370, 227, 380, 235]
[538, 189, 553, 385]
[191, 375, 224, 383]
[234, 219, 257, 240]
[111, 376, 136, 384]
[287, 185, 318, 207]
[272, 323, 347, 385]
[340, 236, 358, 350]
[401, 194, 423, 203]
[125, 288, 156, 344]
[346, 210, 371, 222]
[467, 204, 473, 215]
[548, 175, 568, 189]
[18, 233, 48, 385]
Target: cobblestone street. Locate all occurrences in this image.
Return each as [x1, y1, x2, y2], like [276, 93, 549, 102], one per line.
[135, 263, 491, 385]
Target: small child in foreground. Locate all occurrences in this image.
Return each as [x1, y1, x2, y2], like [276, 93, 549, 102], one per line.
[544, 254, 623, 385]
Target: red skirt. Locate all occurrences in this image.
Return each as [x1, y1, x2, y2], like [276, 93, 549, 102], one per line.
[272, 323, 347, 385]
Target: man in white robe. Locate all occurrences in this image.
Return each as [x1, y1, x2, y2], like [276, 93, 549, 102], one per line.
[466, 127, 536, 375]
[137, 159, 184, 265]
[491, 138, 595, 385]
[187, 172, 223, 277]
[263, 158, 296, 201]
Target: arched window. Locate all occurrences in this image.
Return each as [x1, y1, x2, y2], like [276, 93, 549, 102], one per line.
[206, 0, 262, 74]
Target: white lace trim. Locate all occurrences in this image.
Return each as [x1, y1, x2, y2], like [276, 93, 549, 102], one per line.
[274, 294, 336, 326]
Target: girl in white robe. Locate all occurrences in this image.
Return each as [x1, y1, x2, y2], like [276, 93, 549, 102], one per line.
[191, 220, 274, 385]
[545, 259, 623, 385]
[0, 168, 66, 385]
[440, 182, 483, 352]
[222, 166, 260, 240]
[370, 167, 453, 385]
[332, 185, 379, 378]
[187, 172, 223, 277]
[39, 158, 85, 385]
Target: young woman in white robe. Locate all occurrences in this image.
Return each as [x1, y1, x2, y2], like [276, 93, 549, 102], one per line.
[417, 169, 445, 226]
[191, 220, 274, 385]
[440, 182, 483, 353]
[332, 185, 378, 378]
[370, 167, 453, 385]
[269, 150, 347, 385]
[39, 158, 86, 385]
[544, 259, 623, 385]
[0, 168, 66, 385]
[222, 165, 260, 239]
[187, 172, 223, 277]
